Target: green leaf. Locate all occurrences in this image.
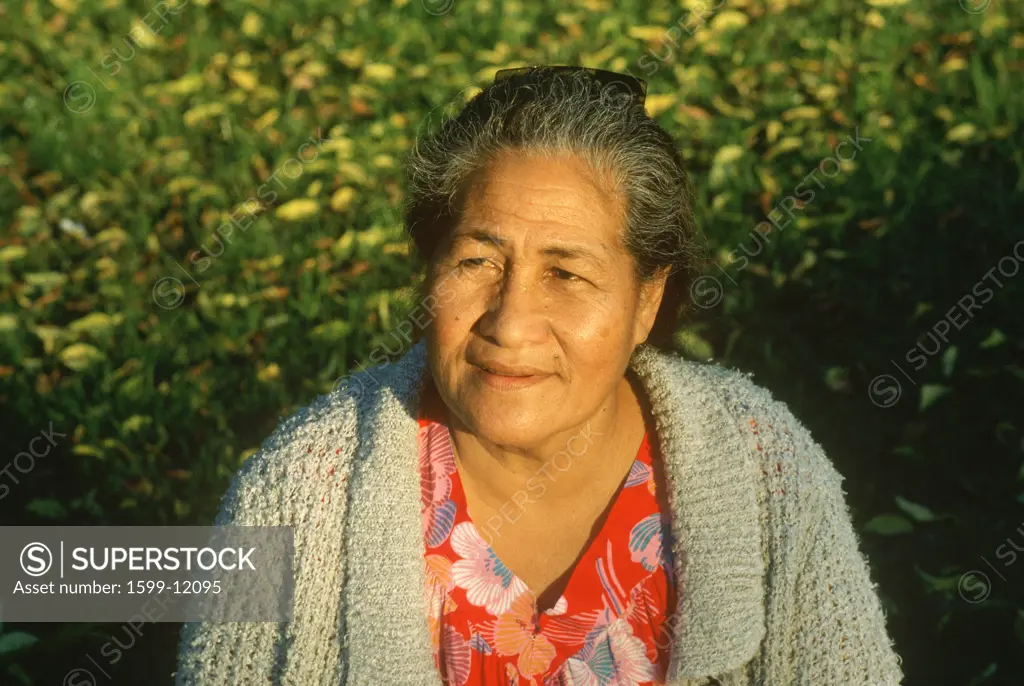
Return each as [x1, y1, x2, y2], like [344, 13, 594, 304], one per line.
[1016, 609, 1024, 645]
[911, 302, 933, 319]
[0, 631, 38, 655]
[979, 329, 1006, 349]
[914, 566, 961, 593]
[919, 384, 950, 412]
[675, 328, 715, 360]
[24, 272, 68, 290]
[941, 346, 957, 378]
[864, 514, 913, 535]
[824, 366, 849, 392]
[121, 415, 152, 434]
[58, 342, 105, 371]
[72, 444, 105, 459]
[311, 320, 353, 343]
[967, 662, 998, 686]
[68, 312, 122, 336]
[895, 495, 937, 522]
[26, 498, 67, 519]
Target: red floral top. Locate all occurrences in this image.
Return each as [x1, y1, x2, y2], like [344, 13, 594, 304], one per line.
[418, 388, 678, 685]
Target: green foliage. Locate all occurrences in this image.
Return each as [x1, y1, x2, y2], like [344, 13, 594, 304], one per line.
[1, 0, 1022, 683]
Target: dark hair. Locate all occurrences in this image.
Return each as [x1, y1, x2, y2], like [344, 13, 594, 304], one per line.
[403, 67, 700, 349]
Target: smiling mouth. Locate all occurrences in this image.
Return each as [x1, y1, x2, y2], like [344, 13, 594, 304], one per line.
[476, 365, 529, 377]
[470, 363, 552, 388]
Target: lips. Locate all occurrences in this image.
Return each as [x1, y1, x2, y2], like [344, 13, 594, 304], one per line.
[471, 360, 549, 377]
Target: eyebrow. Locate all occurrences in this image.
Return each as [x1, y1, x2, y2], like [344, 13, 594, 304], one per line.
[454, 229, 608, 264]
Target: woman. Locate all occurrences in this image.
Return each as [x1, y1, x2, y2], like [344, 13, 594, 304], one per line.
[175, 67, 903, 685]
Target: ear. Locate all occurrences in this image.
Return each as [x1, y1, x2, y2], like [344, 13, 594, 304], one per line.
[633, 265, 671, 347]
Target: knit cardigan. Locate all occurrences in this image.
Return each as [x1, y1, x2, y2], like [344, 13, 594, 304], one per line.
[174, 339, 904, 685]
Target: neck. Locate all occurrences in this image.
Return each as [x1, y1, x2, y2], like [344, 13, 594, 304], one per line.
[445, 373, 647, 505]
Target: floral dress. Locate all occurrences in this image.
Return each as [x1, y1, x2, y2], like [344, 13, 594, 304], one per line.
[419, 389, 678, 686]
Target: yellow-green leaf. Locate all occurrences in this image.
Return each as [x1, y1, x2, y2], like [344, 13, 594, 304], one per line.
[229, 69, 259, 91]
[767, 137, 804, 159]
[241, 12, 263, 37]
[33, 326, 65, 355]
[24, 272, 68, 289]
[644, 94, 675, 118]
[68, 312, 122, 335]
[709, 10, 750, 32]
[311, 320, 352, 342]
[183, 103, 227, 127]
[59, 342, 105, 371]
[166, 176, 200, 194]
[946, 122, 977, 143]
[72, 444, 105, 459]
[330, 187, 357, 213]
[332, 232, 356, 259]
[0, 245, 28, 263]
[276, 199, 320, 222]
[253, 109, 279, 132]
[165, 73, 206, 96]
[363, 63, 396, 82]
[940, 57, 968, 73]
[94, 227, 130, 247]
[713, 144, 745, 167]
[814, 84, 839, 101]
[864, 10, 886, 28]
[781, 106, 821, 122]
[627, 26, 665, 42]
[122, 415, 152, 434]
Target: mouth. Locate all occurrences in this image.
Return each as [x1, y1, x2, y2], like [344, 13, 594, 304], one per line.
[470, 362, 552, 390]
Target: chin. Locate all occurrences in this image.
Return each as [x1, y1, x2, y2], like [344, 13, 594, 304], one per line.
[461, 403, 550, 447]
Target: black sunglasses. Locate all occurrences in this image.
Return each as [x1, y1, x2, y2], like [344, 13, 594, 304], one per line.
[492, 65, 647, 106]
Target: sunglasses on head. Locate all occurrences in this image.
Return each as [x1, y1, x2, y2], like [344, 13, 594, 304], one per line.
[492, 65, 648, 106]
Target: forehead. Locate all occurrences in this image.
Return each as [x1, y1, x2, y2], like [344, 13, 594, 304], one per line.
[454, 150, 626, 248]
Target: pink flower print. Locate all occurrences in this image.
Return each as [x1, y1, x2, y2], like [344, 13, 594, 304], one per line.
[420, 422, 458, 546]
[419, 422, 456, 508]
[628, 514, 666, 573]
[623, 460, 649, 489]
[441, 624, 473, 686]
[450, 522, 528, 616]
[544, 596, 568, 616]
[424, 500, 457, 548]
[563, 618, 655, 686]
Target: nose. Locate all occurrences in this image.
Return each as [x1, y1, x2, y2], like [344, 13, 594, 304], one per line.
[475, 266, 549, 347]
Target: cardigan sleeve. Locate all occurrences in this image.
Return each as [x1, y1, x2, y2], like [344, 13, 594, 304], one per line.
[777, 405, 904, 685]
[173, 389, 358, 685]
[173, 444, 290, 685]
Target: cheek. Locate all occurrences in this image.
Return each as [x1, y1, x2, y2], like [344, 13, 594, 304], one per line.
[555, 293, 633, 341]
[429, 278, 481, 338]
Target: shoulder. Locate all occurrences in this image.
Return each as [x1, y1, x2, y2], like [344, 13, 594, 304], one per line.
[213, 389, 358, 525]
[216, 344, 430, 524]
[662, 352, 845, 503]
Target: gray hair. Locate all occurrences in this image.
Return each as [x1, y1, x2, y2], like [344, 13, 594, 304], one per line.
[402, 68, 700, 349]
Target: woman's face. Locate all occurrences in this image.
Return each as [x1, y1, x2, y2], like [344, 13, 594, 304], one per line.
[425, 150, 667, 449]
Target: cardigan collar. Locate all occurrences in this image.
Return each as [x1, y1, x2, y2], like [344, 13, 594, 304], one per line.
[341, 339, 766, 683]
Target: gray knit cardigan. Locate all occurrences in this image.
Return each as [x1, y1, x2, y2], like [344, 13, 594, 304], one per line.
[175, 339, 903, 685]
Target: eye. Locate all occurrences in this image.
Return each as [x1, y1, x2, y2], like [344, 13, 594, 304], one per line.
[458, 258, 489, 269]
[550, 267, 582, 282]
